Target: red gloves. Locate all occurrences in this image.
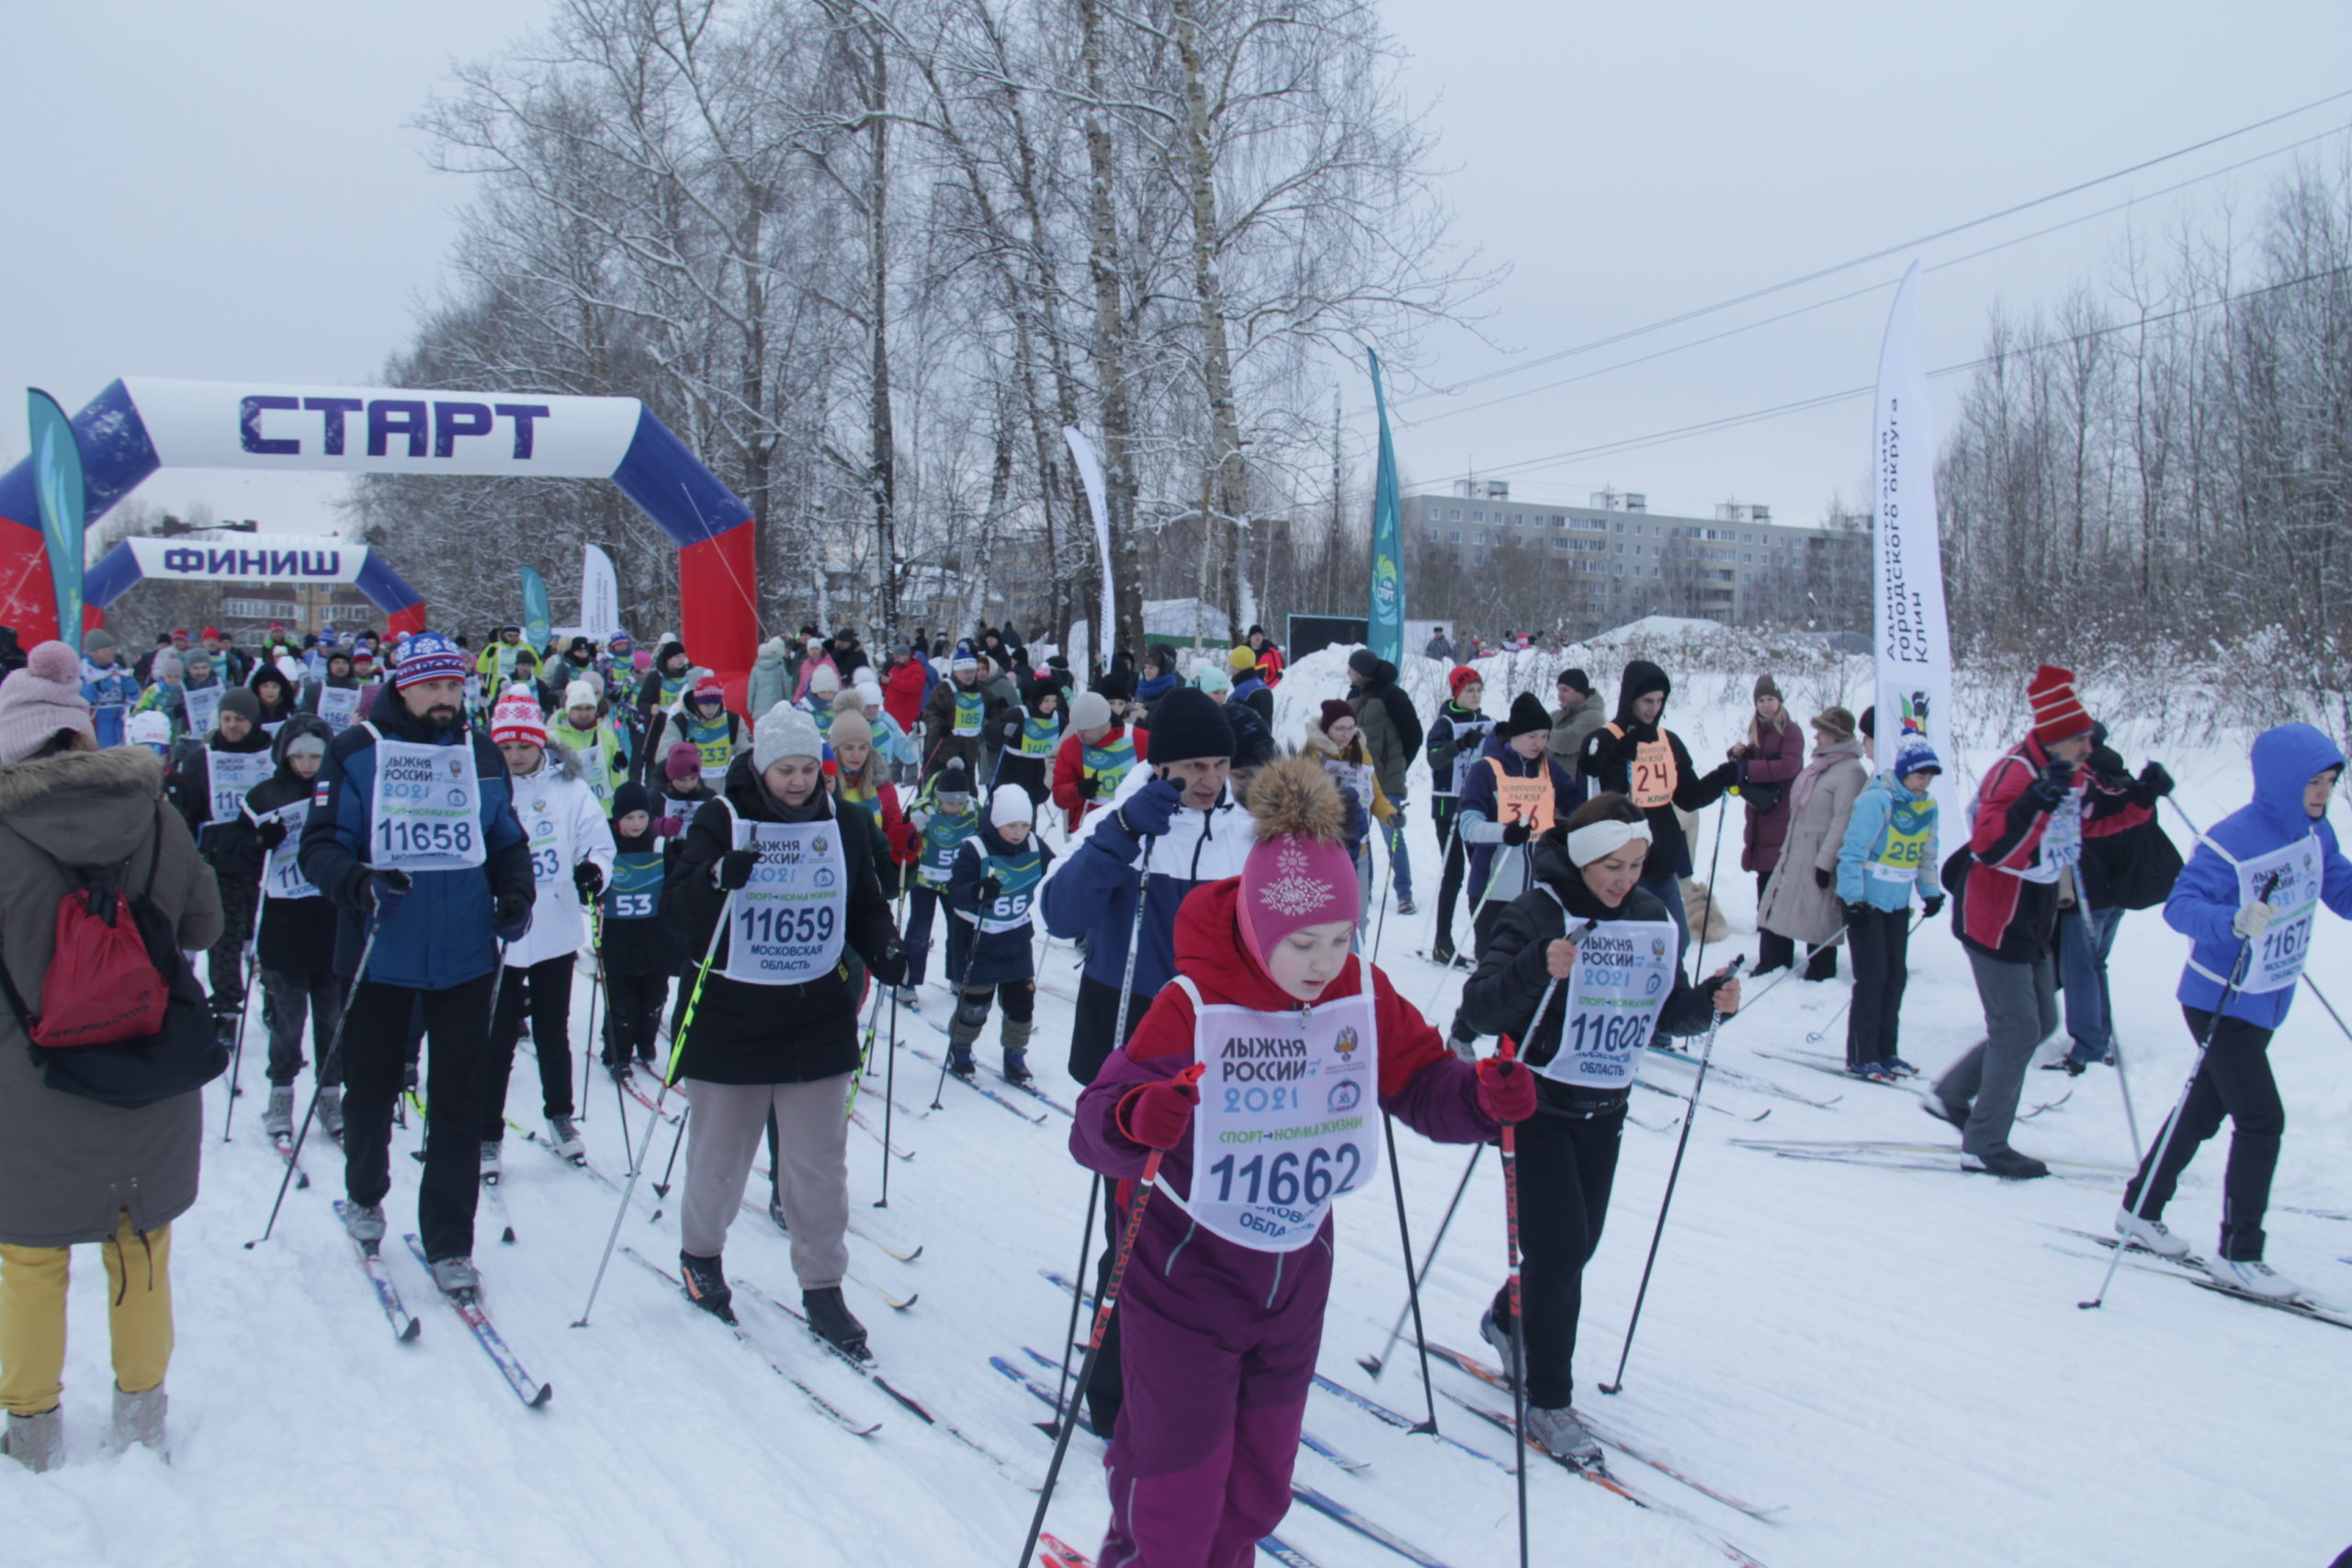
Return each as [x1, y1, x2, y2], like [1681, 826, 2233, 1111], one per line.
[1476, 1056, 1537, 1122]
[1117, 1072, 1203, 1151]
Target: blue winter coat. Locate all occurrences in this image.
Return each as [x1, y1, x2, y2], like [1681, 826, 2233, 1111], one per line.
[2169, 723, 2352, 1029]
[1038, 764, 1253, 999]
[1836, 773, 1944, 912]
[298, 689, 535, 990]
[944, 825, 1055, 987]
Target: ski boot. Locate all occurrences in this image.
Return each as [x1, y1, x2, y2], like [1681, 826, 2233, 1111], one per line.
[1961, 1144, 2049, 1180]
[212, 1010, 240, 1052]
[428, 1256, 481, 1297]
[3, 1407, 62, 1473]
[767, 1197, 789, 1233]
[262, 1086, 295, 1140]
[680, 1251, 735, 1322]
[548, 1114, 584, 1163]
[802, 1286, 870, 1360]
[1525, 1404, 1602, 1465]
[1001, 1015, 1035, 1086]
[895, 986, 922, 1012]
[319, 1085, 345, 1142]
[1396, 897, 1418, 916]
[1851, 1060, 1895, 1083]
[2211, 1257, 2301, 1302]
[1884, 1056, 1918, 1078]
[2113, 1205, 2191, 1259]
[480, 1140, 503, 1181]
[109, 1382, 167, 1460]
[344, 1201, 387, 1247]
[1478, 1306, 1521, 1387]
[946, 1043, 977, 1079]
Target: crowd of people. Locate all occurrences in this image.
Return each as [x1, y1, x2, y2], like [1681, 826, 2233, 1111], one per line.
[0, 610, 2341, 1568]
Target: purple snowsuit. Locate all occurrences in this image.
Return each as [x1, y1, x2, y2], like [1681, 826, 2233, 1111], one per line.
[1070, 879, 1497, 1567]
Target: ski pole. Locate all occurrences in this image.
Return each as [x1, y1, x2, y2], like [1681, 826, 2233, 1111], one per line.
[1600, 953, 1748, 1395]
[1498, 1033, 1532, 1568]
[1039, 1176, 1100, 1439]
[576, 888, 732, 1328]
[1368, 819, 1396, 966]
[2080, 873, 2276, 1313]
[1016, 1066, 1203, 1568]
[246, 912, 380, 1247]
[1804, 991, 1854, 1045]
[2111, 1034, 2143, 1164]
[1362, 1143, 1482, 1380]
[649, 1104, 692, 1210]
[1380, 1111, 1441, 1435]
[1687, 794, 1730, 985]
[221, 937, 258, 1141]
[582, 905, 605, 1122]
[875, 982, 900, 1207]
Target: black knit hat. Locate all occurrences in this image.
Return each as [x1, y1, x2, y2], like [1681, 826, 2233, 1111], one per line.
[1556, 666, 1590, 694]
[1498, 692, 1553, 739]
[1144, 688, 1234, 764]
[1347, 648, 1381, 680]
[613, 782, 655, 818]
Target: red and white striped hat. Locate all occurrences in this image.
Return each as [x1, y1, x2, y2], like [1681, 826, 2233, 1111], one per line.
[491, 690, 548, 748]
[2027, 664, 2093, 746]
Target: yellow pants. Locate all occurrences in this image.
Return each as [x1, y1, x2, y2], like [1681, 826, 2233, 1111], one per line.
[0, 1213, 174, 1417]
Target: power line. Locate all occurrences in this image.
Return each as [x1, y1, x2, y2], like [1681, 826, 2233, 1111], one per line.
[1427, 261, 2352, 490]
[1396, 119, 2352, 431]
[1390, 85, 2352, 410]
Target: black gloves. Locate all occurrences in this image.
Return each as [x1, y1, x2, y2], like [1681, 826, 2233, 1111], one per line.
[1702, 761, 1739, 794]
[492, 890, 534, 941]
[1499, 820, 1533, 847]
[1814, 866, 1833, 891]
[1075, 774, 1101, 800]
[574, 862, 605, 902]
[2030, 758, 2077, 807]
[866, 947, 907, 988]
[2135, 761, 2175, 803]
[358, 867, 413, 917]
[718, 848, 759, 890]
[977, 874, 1004, 903]
[255, 818, 288, 851]
[1842, 900, 1870, 923]
[1920, 894, 1947, 919]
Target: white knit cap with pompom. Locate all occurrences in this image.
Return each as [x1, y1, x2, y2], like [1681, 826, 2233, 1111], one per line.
[0, 641, 96, 764]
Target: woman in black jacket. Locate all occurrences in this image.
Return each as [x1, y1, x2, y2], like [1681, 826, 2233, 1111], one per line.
[661, 706, 904, 1357]
[1458, 794, 1741, 1465]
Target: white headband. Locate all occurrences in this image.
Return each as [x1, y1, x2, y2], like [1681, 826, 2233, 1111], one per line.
[1566, 818, 1654, 867]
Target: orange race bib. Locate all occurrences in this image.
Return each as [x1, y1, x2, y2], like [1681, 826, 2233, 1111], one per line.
[1490, 762, 1556, 834]
[1606, 725, 1677, 810]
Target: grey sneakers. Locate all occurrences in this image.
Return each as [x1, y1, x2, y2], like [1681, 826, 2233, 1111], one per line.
[263, 1086, 295, 1139]
[548, 1115, 584, 1161]
[1525, 1404, 1603, 1464]
[344, 1201, 388, 1247]
[428, 1255, 481, 1296]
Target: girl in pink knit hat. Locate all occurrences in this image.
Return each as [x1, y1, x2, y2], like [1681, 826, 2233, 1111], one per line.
[1070, 755, 1536, 1566]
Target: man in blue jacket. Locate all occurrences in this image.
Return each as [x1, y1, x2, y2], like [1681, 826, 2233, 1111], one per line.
[299, 631, 535, 1294]
[2115, 723, 2352, 1303]
[1037, 685, 1251, 1436]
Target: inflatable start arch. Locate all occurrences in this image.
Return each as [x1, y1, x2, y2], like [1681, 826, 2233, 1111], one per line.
[0, 378, 758, 671]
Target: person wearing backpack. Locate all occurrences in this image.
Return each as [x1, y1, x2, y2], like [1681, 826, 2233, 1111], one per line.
[0, 642, 223, 1472]
[298, 632, 536, 1297]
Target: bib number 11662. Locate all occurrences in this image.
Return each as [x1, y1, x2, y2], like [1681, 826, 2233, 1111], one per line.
[1206, 1145, 1362, 1209]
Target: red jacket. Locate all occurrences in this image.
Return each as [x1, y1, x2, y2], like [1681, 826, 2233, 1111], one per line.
[1050, 724, 1148, 836]
[883, 659, 928, 735]
[1961, 734, 2148, 959]
[1252, 645, 1284, 686]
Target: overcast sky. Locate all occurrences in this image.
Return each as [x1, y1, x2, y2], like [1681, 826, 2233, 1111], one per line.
[5, 0, 2349, 536]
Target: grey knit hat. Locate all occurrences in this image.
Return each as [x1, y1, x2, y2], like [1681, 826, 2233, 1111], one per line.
[753, 703, 823, 771]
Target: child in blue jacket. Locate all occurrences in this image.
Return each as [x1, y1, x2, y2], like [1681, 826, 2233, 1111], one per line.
[1835, 738, 1945, 1079]
[2115, 722, 2352, 1302]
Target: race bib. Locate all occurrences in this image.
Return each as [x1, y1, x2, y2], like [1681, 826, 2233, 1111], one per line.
[1323, 758, 1375, 818]
[1534, 919, 1679, 1089]
[1628, 736, 1676, 810]
[2237, 835, 2324, 995]
[670, 795, 707, 835]
[918, 808, 976, 886]
[206, 750, 273, 826]
[185, 685, 221, 739]
[1450, 722, 1496, 795]
[952, 691, 984, 739]
[368, 736, 487, 871]
[604, 852, 664, 921]
[971, 840, 1046, 932]
[723, 818, 849, 985]
[1868, 800, 1935, 885]
[1081, 733, 1136, 800]
[523, 795, 564, 887]
[1017, 713, 1061, 758]
[1181, 976, 1379, 1253]
[1492, 769, 1555, 835]
[259, 802, 319, 900]
[317, 683, 362, 734]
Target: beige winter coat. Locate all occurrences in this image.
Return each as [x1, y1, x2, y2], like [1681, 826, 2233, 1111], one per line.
[1755, 735, 1869, 946]
[0, 747, 222, 1247]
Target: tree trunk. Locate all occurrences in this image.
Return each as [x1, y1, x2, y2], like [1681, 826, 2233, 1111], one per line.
[1080, 0, 1145, 664]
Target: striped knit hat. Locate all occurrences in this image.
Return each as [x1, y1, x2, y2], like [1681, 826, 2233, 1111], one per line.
[2028, 665, 2093, 746]
[391, 631, 469, 690]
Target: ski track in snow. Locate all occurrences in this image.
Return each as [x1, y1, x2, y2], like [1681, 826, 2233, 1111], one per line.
[8, 648, 2349, 1566]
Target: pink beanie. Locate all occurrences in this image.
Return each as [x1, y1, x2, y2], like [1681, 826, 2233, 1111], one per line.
[1236, 756, 1360, 968]
[0, 641, 96, 764]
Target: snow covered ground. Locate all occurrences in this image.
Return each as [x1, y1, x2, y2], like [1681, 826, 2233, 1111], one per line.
[10, 650, 2350, 1568]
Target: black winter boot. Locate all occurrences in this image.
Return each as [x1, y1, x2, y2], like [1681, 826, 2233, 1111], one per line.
[679, 1251, 735, 1323]
[802, 1286, 870, 1360]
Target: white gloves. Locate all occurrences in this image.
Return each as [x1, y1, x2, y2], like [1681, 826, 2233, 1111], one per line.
[2233, 901, 2277, 940]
